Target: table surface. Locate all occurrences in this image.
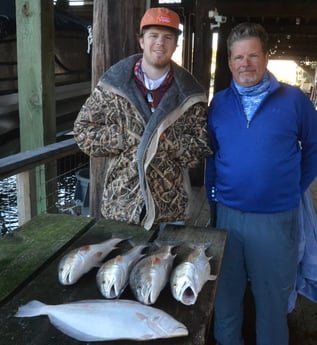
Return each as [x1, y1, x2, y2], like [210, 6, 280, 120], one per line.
[0, 217, 226, 345]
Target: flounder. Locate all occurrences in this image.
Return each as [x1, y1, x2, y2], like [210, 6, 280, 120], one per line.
[15, 299, 188, 341]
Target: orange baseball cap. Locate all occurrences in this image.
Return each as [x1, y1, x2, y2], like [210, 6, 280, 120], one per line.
[140, 7, 181, 34]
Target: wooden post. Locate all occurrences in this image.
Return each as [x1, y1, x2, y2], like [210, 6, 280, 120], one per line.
[15, 0, 56, 224]
[190, 0, 213, 186]
[192, 0, 213, 95]
[89, 0, 146, 218]
[214, 24, 232, 93]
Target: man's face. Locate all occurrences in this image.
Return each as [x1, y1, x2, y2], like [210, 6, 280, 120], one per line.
[139, 27, 177, 69]
[228, 37, 269, 87]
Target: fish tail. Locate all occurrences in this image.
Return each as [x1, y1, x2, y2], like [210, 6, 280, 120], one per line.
[127, 238, 140, 247]
[128, 240, 148, 250]
[154, 240, 183, 248]
[15, 300, 46, 317]
[208, 274, 217, 281]
[188, 242, 212, 251]
[111, 234, 133, 242]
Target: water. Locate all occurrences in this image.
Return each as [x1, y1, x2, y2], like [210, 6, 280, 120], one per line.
[0, 176, 18, 235]
[0, 172, 84, 237]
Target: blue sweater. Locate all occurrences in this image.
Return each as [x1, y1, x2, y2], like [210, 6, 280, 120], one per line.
[206, 73, 317, 213]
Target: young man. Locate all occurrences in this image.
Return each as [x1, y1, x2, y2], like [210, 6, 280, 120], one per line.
[206, 22, 317, 345]
[74, 7, 211, 230]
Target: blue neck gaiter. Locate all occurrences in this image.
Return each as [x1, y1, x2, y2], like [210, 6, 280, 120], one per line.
[234, 71, 271, 122]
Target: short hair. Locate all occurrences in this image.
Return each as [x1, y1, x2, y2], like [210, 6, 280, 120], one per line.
[227, 22, 269, 57]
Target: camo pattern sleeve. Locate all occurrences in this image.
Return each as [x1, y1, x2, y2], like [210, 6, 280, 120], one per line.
[73, 85, 145, 157]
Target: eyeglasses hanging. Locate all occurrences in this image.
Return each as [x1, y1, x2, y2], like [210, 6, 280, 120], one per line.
[146, 92, 155, 113]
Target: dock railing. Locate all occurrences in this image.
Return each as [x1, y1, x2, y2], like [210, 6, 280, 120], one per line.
[0, 138, 89, 234]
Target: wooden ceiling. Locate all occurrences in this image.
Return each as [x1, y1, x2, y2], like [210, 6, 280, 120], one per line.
[59, 0, 317, 71]
[161, 0, 317, 73]
[213, 1, 317, 67]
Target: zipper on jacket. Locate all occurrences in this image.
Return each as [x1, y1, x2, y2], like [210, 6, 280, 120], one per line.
[236, 93, 252, 128]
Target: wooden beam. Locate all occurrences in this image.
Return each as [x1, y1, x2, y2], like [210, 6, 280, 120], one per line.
[15, 0, 56, 223]
[192, 0, 213, 95]
[214, 3, 317, 19]
[15, 0, 56, 150]
[0, 138, 78, 180]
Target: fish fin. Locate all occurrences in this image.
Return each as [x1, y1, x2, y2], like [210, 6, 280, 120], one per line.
[188, 242, 212, 251]
[127, 238, 139, 248]
[154, 240, 183, 249]
[15, 300, 46, 317]
[128, 241, 149, 251]
[110, 234, 133, 242]
[48, 315, 104, 341]
[202, 242, 213, 249]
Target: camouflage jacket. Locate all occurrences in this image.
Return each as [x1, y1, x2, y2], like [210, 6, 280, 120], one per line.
[73, 54, 211, 230]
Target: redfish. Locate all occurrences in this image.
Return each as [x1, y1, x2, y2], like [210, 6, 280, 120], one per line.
[129, 244, 176, 305]
[170, 245, 217, 305]
[96, 244, 147, 298]
[15, 299, 188, 341]
[58, 238, 126, 285]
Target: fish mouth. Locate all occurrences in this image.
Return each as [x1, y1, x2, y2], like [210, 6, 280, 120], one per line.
[59, 269, 73, 285]
[105, 285, 118, 299]
[180, 286, 197, 306]
[141, 288, 157, 305]
[143, 291, 154, 305]
[99, 277, 122, 299]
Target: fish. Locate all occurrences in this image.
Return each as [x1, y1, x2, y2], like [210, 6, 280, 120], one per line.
[15, 299, 188, 341]
[129, 244, 176, 305]
[58, 237, 126, 285]
[96, 244, 148, 299]
[170, 245, 217, 305]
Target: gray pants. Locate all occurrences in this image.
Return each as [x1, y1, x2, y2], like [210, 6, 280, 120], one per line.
[214, 203, 299, 345]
